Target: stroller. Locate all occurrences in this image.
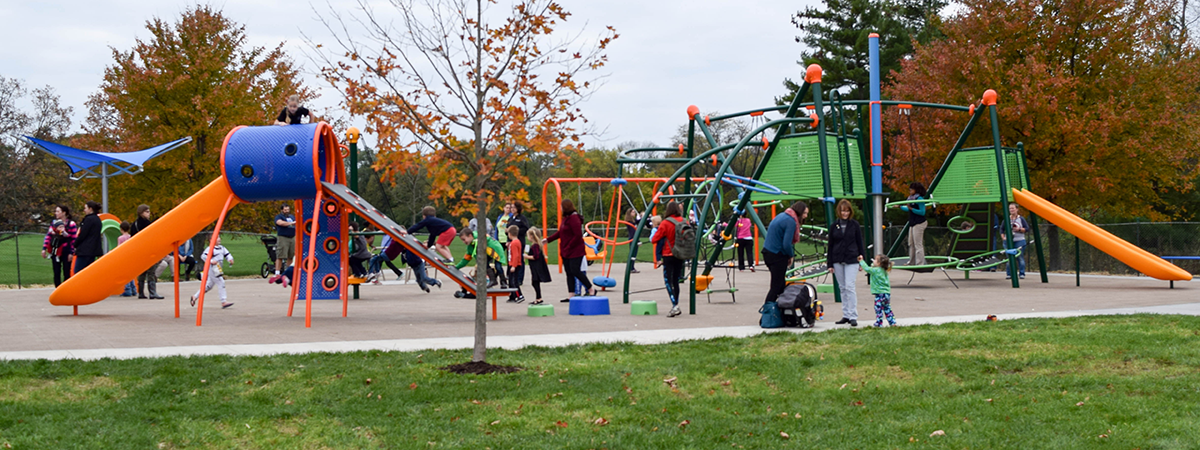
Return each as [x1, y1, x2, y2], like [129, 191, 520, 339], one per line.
[259, 235, 278, 278]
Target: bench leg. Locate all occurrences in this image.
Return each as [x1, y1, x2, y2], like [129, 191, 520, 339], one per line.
[492, 296, 498, 321]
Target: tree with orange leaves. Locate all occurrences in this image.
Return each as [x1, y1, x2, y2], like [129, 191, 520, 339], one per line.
[884, 0, 1200, 221]
[316, 0, 617, 364]
[81, 6, 311, 230]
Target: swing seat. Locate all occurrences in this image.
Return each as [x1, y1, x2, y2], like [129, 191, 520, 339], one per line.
[593, 276, 616, 288]
[584, 236, 606, 261]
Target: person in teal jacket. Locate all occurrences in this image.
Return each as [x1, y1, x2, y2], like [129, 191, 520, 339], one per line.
[858, 254, 895, 327]
[455, 229, 507, 288]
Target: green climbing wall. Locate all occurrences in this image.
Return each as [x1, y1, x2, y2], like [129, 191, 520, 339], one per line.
[929, 147, 1028, 204]
[751, 134, 867, 201]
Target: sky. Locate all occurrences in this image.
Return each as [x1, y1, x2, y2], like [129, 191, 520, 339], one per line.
[0, 0, 819, 148]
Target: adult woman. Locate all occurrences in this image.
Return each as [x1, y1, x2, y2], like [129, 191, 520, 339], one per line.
[1000, 202, 1030, 280]
[41, 205, 78, 287]
[827, 199, 865, 327]
[73, 202, 103, 275]
[544, 199, 595, 300]
[897, 182, 928, 266]
[131, 204, 162, 299]
[651, 201, 686, 317]
[624, 207, 641, 274]
[761, 201, 808, 305]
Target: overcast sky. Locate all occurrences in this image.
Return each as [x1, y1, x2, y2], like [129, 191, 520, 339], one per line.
[0, 0, 818, 148]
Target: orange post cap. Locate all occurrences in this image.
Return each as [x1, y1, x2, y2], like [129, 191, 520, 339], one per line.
[869, 33, 879, 38]
[981, 89, 998, 106]
[687, 105, 700, 118]
[805, 64, 823, 84]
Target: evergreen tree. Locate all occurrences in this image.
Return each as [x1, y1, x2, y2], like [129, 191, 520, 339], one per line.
[779, 0, 946, 104]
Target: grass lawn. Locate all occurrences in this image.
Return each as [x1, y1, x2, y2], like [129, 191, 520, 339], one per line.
[2, 315, 1198, 448]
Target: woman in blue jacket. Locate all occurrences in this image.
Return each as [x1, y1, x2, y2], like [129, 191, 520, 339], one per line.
[761, 202, 808, 304]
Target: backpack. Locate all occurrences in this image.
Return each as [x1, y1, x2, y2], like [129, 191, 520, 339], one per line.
[759, 301, 784, 329]
[777, 282, 817, 328]
[666, 217, 697, 260]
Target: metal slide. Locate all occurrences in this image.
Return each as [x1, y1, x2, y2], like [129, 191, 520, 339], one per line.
[320, 182, 481, 292]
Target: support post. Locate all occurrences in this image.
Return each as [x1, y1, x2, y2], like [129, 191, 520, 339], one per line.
[1075, 234, 1080, 287]
[984, 90, 1018, 288]
[173, 241, 180, 318]
[1017, 143, 1048, 283]
[868, 33, 885, 258]
[101, 164, 109, 253]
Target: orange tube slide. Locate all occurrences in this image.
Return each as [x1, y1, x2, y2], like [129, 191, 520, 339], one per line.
[1011, 189, 1191, 281]
[49, 177, 241, 306]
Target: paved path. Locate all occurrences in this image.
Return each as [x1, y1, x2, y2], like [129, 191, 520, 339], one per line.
[0, 264, 1193, 361]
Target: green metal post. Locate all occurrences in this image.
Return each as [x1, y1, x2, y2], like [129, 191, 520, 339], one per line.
[347, 128, 361, 299]
[1017, 143, 1048, 283]
[811, 80, 843, 303]
[986, 98, 1019, 288]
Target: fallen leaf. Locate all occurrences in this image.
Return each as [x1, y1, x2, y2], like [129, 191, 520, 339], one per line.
[780, 431, 790, 439]
[200, 380, 206, 383]
[679, 420, 690, 428]
[721, 380, 731, 386]
[245, 380, 254, 385]
[450, 417, 459, 422]
[365, 378, 372, 385]
[839, 383, 847, 390]
[1077, 402, 1085, 406]
[930, 430, 945, 437]
[471, 400, 481, 404]
[490, 420, 500, 425]
[909, 437, 916, 442]
[593, 417, 609, 426]
[559, 379, 567, 383]
[794, 413, 801, 419]
[410, 383, 418, 390]
[284, 400, 293, 405]
[986, 398, 993, 403]
[555, 421, 568, 428]
[1099, 434, 1108, 438]
[853, 401, 864, 406]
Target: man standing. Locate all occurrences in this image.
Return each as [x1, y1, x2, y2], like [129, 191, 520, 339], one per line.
[131, 204, 163, 299]
[269, 204, 296, 284]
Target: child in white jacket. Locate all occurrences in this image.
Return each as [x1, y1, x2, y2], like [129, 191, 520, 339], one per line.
[191, 237, 235, 309]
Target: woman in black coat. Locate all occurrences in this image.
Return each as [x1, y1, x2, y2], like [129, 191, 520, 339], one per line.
[72, 201, 104, 275]
[826, 199, 865, 326]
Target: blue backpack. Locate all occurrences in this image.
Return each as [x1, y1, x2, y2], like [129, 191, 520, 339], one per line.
[759, 301, 784, 329]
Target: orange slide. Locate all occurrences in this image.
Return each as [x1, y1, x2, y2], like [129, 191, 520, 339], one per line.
[1011, 189, 1192, 281]
[49, 178, 240, 306]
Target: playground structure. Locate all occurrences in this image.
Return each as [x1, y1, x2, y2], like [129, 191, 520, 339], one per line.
[618, 34, 1191, 314]
[47, 123, 515, 327]
[541, 176, 764, 299]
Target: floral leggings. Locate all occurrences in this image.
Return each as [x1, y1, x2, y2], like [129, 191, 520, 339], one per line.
[873, 294, 896, 327]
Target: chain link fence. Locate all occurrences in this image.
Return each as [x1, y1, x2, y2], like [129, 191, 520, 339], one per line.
[4, 223, 1198, 289]
[1, 230, 274, 289]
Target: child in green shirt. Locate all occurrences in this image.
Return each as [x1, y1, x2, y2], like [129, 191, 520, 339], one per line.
[858, 255, 895, 327]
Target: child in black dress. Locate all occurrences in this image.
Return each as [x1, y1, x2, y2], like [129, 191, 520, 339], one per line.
[524, 227, 553, 305]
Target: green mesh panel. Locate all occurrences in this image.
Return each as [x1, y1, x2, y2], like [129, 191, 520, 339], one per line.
[930, 147, 1029, 204]
[751, 135, 866, 201]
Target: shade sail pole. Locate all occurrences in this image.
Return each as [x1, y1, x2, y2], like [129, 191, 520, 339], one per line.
[101, 163, 108, 214]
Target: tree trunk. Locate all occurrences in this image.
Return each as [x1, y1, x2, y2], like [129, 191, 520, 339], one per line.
[472, 192, 489, 362]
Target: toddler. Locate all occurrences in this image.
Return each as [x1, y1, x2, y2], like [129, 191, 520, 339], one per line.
[506, 226, 525, 303]
[858, 254, 894, 327]
[118, 222, 136, 297]
[191, 237, 235, 309]
[524, 228, 552, 304]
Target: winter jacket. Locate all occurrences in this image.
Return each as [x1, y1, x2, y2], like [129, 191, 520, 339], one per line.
[826, 218, 866, 265]
[651, 214, 681, 258]
[74, 214, 103, 257]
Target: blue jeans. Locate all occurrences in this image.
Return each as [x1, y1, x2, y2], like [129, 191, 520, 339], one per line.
[368, 253, 389, 274]
[1008, 239, 1027, 277]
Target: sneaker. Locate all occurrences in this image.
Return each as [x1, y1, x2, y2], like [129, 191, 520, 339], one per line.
[366, 273, 378, 283]
[189, 294, 198, 307]
[668, 306, 682, 317]
[516, 296, 526, 304]
[630, 268, 640, 274]
[281, 276, 290, 288]
[221, 302, 234, 309]
[835, 318, 851, 325]
[850, 319, 858, 327]
[873, 322, 883, 328]
[138, 295, 148, 299]
[750, 267, 756, 273]
[421, 285, 431, 293]
[889, 321, 897, 326]
[1019, 274, 1025, 279]
[372, 279, 382, 285]
[268, 275, 279, 284]
[150, 295, 164, 299]
[1005, 275, 1012, 280]
[433, 279, 443, 288]
[506, 297, 519, 303]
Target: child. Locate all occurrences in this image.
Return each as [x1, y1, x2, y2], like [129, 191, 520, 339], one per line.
[348, 223, 372, 278]
[274, 94, 311, 125]
[735, 215, 754, 272]
[191, 237, 235, 309]
[648, 215, 663, 268]
[409, 206, 457, 263]
[524, 227, 552, 305]
[118, 222, 136, 297]
[858, 254, 894, 327]
[401, 246, 441, 292]
[454, 228, 507, 288]
[506, 225, 525, 303]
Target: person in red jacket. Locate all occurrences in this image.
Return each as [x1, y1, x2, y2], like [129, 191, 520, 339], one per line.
[652, 200, 684, 317]
[543, 198, 595, 301]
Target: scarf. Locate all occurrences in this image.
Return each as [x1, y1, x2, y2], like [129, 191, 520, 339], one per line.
[783, 208, 802, 244]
